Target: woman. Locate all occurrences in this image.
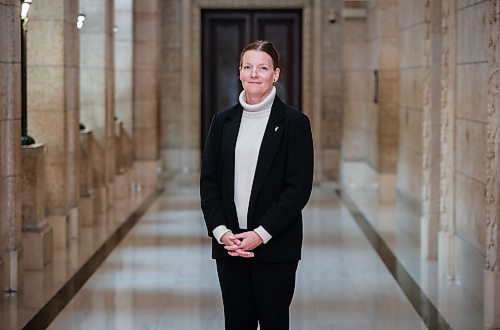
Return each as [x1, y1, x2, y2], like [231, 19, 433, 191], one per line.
[200, 40, 314, 330]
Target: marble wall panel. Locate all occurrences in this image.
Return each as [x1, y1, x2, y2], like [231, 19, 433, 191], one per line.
[322, 149, 340, 180]
[28, 111, 66, 156]
[114, 11, 133, 40]
[0, 119, 21, 178]
[456, 172, 487, 253]
[399, 67, 423, 109]
[399, 108, 423, 155]
[114, 41, 132, 70]
[457, 1, 489, 64]
[79, 69, 106, 108]
[399, 24, 425, 68]
[0, 62, 21, 121]
[0, 2, 20, 63]
[79, 33, 106, 69]
[133, 42, 159, 72]
[456, 62, 488, 123]
[342, 41, 369, 70]
[399, 0, 425, 29]
[341, 128, 369, 161]
[456, 119, 487, 184]
[396, 147, 422, 204]
[27, 21, 64, 66]
[45, 156, 69, 213]
[78, 0, 107, 33]
[134, 127, 158, 160]
[27, 66, 65, 112]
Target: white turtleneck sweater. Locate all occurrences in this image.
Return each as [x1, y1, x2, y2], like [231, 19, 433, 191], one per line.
[212, 87, 275, 245]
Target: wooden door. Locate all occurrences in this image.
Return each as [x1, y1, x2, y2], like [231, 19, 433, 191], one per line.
[201, 10, 302, 149]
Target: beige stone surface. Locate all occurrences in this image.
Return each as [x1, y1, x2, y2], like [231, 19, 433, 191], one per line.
[0, 118, 21, 177]
[21, 144, 46, 229]
[0, 62, 21, 121]
[456, 119, 487, 184]
[484, 269, 500, 327]
[455, 172, 486, 253]
[399, 67, 423, 109]
[4, 248, 23, 291]
[27, 20, 64, 66]
[0, 2, 20, 63]
[399, 24, 425, 68]
[398, 107, 423, 154]
[45, 156, 69, 213]
[456, 62, 488, 123]
[396, 147, 422, 204]
[399, 0, 424, 29]
[457, 1, 489, 64]
[23, 223, 53, 270]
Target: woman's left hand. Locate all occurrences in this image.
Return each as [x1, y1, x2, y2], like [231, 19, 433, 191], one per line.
[225, 231, 263, 254]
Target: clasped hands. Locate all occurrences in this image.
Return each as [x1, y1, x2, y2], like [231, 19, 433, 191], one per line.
[221, 231, 263, 258]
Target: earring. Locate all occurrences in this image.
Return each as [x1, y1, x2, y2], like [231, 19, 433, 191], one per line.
[273, 78, 277, 82]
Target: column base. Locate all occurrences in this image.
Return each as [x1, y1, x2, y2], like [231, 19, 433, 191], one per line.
[107, 180, 116, 209]
[4, 248, 23, 292]
[94, 186, 108, 216]
[22, 223, 53, 270]
[68, 207, 79, 241]
[79, 190, 95, 227]
[485, 269, 500, 328]
[134, 160, 159, 190]
[438, 230, 455, 279]
[378, 173, 397, 204]
[49, 214, 69, 249]
[115, 171, 131, 200]
[421, 213, 438, 260]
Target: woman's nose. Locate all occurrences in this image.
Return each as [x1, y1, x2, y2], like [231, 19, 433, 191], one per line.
[250, 69, 259, 77]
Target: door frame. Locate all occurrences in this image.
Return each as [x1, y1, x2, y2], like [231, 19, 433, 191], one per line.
[181, 0, 323, 181]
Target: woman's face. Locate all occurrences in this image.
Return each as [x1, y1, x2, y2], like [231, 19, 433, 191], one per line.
[239, 50, 280, 104]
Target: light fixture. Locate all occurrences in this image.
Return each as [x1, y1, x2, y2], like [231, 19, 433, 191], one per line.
[20, 0, 32, 20]
[77, 14, 86, 29]
[113, 25, 119, 33]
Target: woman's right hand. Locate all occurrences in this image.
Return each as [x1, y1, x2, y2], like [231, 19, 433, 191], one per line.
[221, 233, 254, 258]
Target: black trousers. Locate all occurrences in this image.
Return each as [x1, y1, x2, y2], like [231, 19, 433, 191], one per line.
[216, 258, 299, 330]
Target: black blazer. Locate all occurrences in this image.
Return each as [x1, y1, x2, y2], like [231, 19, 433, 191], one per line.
[200, 96, 314, 262]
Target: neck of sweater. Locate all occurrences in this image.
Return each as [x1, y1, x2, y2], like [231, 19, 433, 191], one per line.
[239, 86, 276, 113]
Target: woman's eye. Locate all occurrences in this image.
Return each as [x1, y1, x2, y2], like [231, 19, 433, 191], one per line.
[243, 65, 251, 70]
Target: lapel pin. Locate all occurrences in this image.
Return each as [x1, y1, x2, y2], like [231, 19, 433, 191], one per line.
[275, 126, 279, 132]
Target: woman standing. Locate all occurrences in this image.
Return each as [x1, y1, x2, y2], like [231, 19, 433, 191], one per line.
[200, 40, 314, 330]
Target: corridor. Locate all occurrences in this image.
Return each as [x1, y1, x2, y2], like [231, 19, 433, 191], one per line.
[45, 186, 476, 330]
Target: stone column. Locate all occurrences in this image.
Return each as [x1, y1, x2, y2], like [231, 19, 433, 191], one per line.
[485, 0, 500, 327]
[79, 0, 116, 217]
[421, 0, 441, 260]
[376, 0, 399, 203]
[79, 128, 94, 226]
[21, 144, 53, 270]
[438, 0, 457, 279]
[133, 0, 160, 189]
[0, 0, 23, 292]
[28, 0, 79, 249]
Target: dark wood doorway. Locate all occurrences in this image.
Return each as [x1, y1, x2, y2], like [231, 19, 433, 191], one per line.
[201, 9, 302, 149]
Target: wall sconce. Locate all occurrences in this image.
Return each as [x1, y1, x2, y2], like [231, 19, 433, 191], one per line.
[113, 25, 119, 33]
[21, 0, 35, 145]
[77, 14, 86, 29]
[20, 0, 32, 20]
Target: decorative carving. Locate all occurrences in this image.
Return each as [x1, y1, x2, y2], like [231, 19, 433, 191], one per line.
[486, 0, 499, 272]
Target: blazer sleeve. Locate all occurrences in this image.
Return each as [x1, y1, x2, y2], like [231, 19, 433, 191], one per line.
[200, 112, 227, 236]
[258, 113, 314, 237]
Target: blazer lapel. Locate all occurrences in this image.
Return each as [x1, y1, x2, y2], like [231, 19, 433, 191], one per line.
[248, 97, 286, 223]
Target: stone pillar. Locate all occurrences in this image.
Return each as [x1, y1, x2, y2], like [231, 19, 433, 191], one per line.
[0, 0, 23, 293]
[421, 0, 442, 260]
[485, 0, 500, 327]
[21, 144, 53, 270]
[114, 0, 133, 134]
[133, 0, 160, 189]
[438, 0, 457, 279]
[28, 0, 80, 249]
[79, 0, 116, 217]
[79, 128, 94, 226]
[376, 0, 399, 203]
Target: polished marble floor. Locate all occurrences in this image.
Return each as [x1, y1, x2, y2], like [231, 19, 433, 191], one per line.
[46, 186, 439, 330]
